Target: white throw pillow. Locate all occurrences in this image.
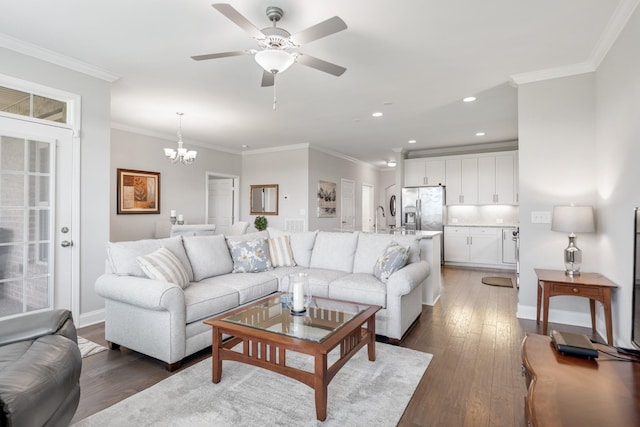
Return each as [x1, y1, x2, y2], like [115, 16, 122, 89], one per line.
[268, 235, 296, 267]
[373, 242, 409, 283]
[136, 247, 190, 289]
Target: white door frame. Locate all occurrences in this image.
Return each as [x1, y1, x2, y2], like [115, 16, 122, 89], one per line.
[362, 183, 374, 232]
[0, 74, 81, 321]
[205, 172, 240, 227]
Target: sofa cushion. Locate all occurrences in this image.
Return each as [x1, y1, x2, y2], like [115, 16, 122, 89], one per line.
[268, 228, 318, 267]
[182, 235, 233, 280]
[106, 236, 194, 281]
[199, 272, 278, 304]
[227, 238, 273, 273]
[136, 247, 190, 289]
[304, 268, 349, 298]
[183, 282, 239, 323]
[309, 231, 358, 273]
[329, 274, 387, 308]
[373, 242, 409, 283]
[352, 233, 420, 274]
[267, 235, 296, 267]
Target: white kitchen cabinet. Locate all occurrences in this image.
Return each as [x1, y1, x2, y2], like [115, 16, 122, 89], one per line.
[445, 157, 478, 204]
[478, 153, 515, 204]
[444, 226, 499, 265]
[501, 228, 517, 264]
[404, 158, 446, 187]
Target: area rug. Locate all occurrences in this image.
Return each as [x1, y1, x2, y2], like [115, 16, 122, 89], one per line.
[77, 336, 107, 358]
[72, 343, 432, 426]
[481, 276, 513, 288]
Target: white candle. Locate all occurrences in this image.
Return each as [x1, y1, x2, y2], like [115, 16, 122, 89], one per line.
[170, 210, 176, 217]
[293, 281, 304, 312]
[177, 214, 183, 221]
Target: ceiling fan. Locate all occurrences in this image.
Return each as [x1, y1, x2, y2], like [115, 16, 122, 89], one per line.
[191, 3, 348, 87]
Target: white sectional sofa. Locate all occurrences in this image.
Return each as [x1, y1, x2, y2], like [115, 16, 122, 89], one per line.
[95, 229, 430, 370]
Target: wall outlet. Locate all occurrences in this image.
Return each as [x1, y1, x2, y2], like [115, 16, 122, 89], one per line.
[531, 211, 552, 224]
[496, 218, 504, 224]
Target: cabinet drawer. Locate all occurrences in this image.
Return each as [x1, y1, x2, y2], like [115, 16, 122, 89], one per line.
[551, 284, 602, 298]
[445, 226, 468, 235]
[470, 227, 499, 236]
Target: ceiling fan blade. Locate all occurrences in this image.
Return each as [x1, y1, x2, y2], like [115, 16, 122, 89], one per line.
[191, 51, 251, 61]
[212, 3, 264, 40]
[296, 54, 346, 77]
[261, 70, 275, 87]
[290, 16, 347, 45]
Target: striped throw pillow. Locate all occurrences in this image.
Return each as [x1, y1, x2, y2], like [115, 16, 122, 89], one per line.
[136, 247, 190, 289]
[268, 235, 296, 267]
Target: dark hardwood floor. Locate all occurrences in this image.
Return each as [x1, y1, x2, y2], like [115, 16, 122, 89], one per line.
[73, 266, 602, 426]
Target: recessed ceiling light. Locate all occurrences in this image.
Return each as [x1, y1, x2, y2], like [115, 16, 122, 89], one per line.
[475, 132, 485, 136]
[372, 112, 383, 117]
[408, 139, 417, 144]
[241, 144, 249, 148]
[387, 160, 397, 167]
[463, 96, 477, 103]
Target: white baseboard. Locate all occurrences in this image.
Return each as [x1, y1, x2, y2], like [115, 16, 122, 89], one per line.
[77, 308, 105, 328]
[517, 303, 606, 339]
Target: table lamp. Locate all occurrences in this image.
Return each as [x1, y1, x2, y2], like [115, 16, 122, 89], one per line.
[551, 205, 595, 276]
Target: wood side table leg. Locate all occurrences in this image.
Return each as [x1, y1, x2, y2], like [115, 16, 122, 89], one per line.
[367, 315, 376, 361]
[542, 283, 551, 336]
[212, 327, 222, 383]
[589, 299, 597, 334]
[603, 290, 614, 345]
[536, 281, 542, 325]
[314, 352, 328, 421]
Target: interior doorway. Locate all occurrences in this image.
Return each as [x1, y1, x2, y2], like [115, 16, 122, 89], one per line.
[361, 183, 373, 232]
[340, 179, 355, 231]
[205, 173, 239, 235]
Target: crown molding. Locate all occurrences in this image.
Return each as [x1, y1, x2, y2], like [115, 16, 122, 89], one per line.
[0, 33, 120, 82]
[111, 122, 241, 155]
[510, 0, 640, 86]
[309, 144, 379, 171]
[406, 140, 518, 159]
[241, 143, 310, 155]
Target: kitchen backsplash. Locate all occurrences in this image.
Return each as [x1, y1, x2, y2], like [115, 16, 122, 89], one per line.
[447, 205, 519, 226]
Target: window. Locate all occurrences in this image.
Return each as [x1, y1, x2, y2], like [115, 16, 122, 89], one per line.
[0, 86, 67, 124]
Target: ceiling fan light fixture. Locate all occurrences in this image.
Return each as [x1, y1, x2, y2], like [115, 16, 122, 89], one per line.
[255, 49, 294, 74]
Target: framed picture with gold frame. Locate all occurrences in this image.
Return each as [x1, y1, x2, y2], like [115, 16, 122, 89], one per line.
[117, 168, 160, 214]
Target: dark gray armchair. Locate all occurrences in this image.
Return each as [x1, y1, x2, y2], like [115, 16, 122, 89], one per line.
[0, 309, 82, 427]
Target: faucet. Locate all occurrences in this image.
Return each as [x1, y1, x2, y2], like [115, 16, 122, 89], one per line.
[374, 205, 385, 232]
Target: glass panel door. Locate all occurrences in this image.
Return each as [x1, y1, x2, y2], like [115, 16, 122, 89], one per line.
[0, 134, 54, 316]
[0, 117, 73, 320]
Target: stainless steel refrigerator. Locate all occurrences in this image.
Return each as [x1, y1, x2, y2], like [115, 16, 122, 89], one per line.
[401, 186, 446, 261]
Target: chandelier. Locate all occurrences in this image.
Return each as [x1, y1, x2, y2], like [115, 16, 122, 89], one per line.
[164, 112, 197, 165]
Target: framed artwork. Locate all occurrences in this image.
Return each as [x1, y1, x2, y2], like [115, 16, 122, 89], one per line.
[117, 168, 160, 214]
[317, 180, 337, 218]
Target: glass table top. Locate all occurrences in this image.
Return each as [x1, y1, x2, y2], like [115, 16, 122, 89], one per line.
[222, 294, 371, 343]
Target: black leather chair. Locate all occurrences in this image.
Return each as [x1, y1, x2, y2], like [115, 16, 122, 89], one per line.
[0, 309, 82, 427]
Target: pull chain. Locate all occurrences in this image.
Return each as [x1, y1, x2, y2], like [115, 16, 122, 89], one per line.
[272, 73, 277, 110]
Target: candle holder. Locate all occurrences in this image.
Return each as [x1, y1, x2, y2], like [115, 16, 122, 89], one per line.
[170, 216, 177, 225]
[285, 272, 311, 315]
[177, 220, 184, 225]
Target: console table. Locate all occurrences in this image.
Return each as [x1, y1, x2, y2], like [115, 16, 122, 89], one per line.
[534, 268, 617, 344]
[521, 334, 640, 426]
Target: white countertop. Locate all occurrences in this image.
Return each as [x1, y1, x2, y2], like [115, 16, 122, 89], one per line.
[445, 224, 518, 228]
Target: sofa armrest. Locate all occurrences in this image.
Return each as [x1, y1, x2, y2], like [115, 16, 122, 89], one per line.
[385, 260, 430, 297]
[0, 309, 75, 346]
[95, 274, 185, 311]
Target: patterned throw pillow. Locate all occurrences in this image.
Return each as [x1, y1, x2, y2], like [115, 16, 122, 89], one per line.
[136, 247, 190, 289]
[373, 242, 409, 283]
[228, 238, 273, 273]
[267, 235, 296, 267]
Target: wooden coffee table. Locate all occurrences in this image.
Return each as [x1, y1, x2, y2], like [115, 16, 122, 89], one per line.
[204, 293, 381, 421]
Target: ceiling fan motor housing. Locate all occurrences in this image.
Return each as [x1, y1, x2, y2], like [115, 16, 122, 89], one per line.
[259, 27, 295, 50]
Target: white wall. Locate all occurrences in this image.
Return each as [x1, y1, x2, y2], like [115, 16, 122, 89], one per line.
[517, 73, 598, 324]
[0, 47, 111, 323]
[110, 128, 241, 241]
[518, 7, 640, 347]
[240, 146, 309, 231]
[308, 148, 380, 231]
[594, 5, 640, 348]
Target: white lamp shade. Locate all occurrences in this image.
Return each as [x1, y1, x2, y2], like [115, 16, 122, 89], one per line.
[255, 49, 294, 73]
[551, 206, 595, 233]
